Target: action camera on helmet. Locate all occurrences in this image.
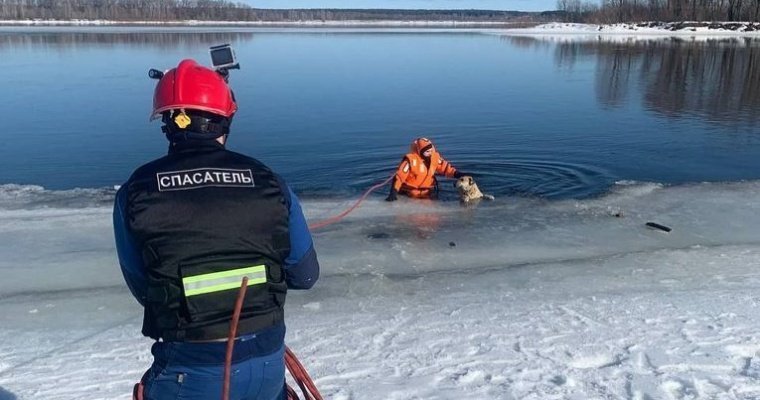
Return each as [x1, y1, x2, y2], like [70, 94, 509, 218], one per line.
[210, 44, 239, 71]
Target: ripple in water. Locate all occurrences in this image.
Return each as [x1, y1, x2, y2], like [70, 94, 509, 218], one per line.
[444, 159, 615, 200]
[336, 157, 615, 201]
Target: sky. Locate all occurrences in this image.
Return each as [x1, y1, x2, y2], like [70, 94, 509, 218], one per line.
[239, 0, 558, 11]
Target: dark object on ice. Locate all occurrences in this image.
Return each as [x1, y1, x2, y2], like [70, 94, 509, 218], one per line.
[449, 241, 456, 247]
[367, 232, 390, 239]
[613, 212, 623, 218]
[645, 222, 672, 232]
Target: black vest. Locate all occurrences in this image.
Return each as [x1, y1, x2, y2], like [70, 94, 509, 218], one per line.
[125, 141, 290, 341]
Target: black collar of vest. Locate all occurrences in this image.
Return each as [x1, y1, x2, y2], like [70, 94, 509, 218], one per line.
[168, 138, 226, 154]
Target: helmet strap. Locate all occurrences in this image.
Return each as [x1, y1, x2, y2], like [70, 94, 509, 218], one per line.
[162, 111, 231, 141]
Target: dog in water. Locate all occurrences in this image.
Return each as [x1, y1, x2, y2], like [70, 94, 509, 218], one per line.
[454, 176, 495, 203]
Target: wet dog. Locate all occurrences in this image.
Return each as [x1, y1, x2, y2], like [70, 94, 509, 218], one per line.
[454, 176, 494, 203]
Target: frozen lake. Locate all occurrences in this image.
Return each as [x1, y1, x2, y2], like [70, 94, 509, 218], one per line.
[1, 28, 760, 399]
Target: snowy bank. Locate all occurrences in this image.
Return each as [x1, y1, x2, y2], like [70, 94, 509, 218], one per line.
[2, 181, 760, 399]
[505, 21, 760, 36]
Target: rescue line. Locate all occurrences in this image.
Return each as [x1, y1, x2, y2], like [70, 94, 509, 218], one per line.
[307, 174, 395, 231]
[223, 278, 324, 400]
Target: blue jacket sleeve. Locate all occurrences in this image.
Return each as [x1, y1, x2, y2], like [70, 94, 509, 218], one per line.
[113, 186, 148, 306]
[281, 183, 320, 290]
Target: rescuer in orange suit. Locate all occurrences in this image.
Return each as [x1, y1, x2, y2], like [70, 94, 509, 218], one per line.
[386, 137, 465, 201]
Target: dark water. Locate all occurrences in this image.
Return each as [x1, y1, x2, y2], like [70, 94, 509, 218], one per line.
[0, 27, 759, 199]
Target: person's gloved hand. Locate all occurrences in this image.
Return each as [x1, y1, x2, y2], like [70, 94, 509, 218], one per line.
[453, 171, 466, 179]
[385, 190, 398, 202]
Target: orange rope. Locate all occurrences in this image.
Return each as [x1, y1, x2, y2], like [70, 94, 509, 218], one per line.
[218, 175, 394, 400]
[285, 346, 324, 400]
[282, 175, 395, 399]
[223, 277, 249, 400]
[307, 175, 394, 231]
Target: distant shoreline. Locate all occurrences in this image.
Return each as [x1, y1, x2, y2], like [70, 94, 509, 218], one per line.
[0, 19, 534, 28]
[3, 20, 760, 36]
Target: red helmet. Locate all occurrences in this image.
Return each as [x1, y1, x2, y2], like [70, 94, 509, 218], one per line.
[410, 137, 435, 156]
[151, 59, 237, 120]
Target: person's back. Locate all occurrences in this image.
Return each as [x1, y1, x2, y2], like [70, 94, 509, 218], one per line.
[114, 59, 319, 400]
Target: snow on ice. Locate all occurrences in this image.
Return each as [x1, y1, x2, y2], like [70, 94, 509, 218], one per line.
[1, 180, 760, 399]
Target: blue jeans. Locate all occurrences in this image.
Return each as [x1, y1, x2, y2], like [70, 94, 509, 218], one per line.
[142, 340, 286, 400]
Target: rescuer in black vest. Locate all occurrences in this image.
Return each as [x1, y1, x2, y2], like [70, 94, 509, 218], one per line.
[113, 59, 319, 400]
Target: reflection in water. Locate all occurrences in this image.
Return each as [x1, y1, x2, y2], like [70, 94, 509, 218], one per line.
[394, 211, 443, 240]
[0, 31, 254, 50]
[508, 36, 760, 129]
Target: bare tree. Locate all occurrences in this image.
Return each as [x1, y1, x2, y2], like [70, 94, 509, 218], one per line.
[556, 0, 760, 22]
[0, 1, 561, 22]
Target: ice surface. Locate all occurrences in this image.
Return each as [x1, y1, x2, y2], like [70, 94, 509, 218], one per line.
[1, 181, 760, 399]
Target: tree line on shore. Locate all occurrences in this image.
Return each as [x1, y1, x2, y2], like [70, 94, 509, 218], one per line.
[3, 0, 756, 24]
[557, 0, 760, 23]
[0, 0, 559, 22]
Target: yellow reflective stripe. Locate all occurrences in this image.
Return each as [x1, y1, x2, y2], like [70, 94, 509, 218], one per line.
[183, 265, 267, 297]
[183, 265, 266, 283]
[185, 276, 267, 297]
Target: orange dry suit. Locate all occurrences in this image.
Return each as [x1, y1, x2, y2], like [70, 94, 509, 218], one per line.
[390, 139, 458, 199]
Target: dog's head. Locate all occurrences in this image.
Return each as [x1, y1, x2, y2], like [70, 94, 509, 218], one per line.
[454, 176, 476, 192]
